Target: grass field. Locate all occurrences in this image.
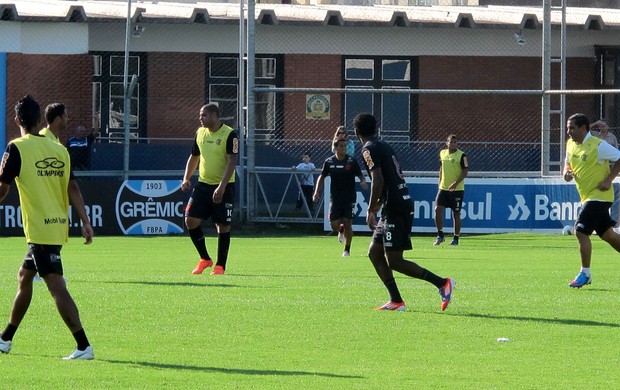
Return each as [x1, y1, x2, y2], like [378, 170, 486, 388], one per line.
[0, 231, 619, 389]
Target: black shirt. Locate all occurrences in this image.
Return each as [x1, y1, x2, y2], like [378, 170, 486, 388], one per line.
[66, 133, 96, 170]
[319, 154, 362, 203]
[361, 137, 411, 216]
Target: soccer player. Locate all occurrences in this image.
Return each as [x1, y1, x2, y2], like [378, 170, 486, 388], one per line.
[39, 102, 91, 257]
[563, 113, 620, 288]
[313, 138, 368, 257]
[354, 112, 454, 311]
[182, 103, 238, 276]
[0, 95, 94, 359]
[40, 102, 65, 143]
[434, 134, 469, 246]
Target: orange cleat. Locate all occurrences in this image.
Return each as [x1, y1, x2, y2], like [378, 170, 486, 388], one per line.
[192, 259, 213, 275]
[210, 265, 225, 275]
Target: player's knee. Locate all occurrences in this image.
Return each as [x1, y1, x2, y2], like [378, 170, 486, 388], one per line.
[17, 268, 36, 286]
[386, 255, 405, 270]
[216, 224, 231, 234]
[368, 246, 383, 261]
[185, 217, 200, 230]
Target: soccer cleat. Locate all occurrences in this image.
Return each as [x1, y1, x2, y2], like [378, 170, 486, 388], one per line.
[433, 236, 445, 246]
[439, 278, 455, 311]
[450, 237, 459, 246]
[210, 265, 225, 275]
[342, 251, 350, 257]
[569, 272, 592, 288]
[338, 224, 345, 244]
[0, 338, 12, 354]
[375, 301, 406, 311]
[192, 259, 213, 275]
[62, 345, 94, 360]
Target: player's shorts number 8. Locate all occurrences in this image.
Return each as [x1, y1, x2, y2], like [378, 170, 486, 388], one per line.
[385, 232, 392, 241]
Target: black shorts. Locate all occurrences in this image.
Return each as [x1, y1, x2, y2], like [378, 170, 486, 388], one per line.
[185, 182, 235, 225]
[435, 190, 464, 212]
[22, 244, 64, 277]
[575, 200, 615, 237]
[372, 210, 413, 252]
[328, 200, 355, 221]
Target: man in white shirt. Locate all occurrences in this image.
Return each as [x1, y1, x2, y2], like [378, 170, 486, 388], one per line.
[591, 119, 618, 149]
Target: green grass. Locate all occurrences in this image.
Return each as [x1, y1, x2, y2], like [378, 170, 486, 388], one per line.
[0, 232, 619, 389]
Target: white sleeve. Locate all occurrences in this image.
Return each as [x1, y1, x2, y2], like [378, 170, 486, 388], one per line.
[598, 141, 620, 162]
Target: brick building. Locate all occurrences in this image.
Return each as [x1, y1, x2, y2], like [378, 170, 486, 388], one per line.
[1, 1, 619, 172]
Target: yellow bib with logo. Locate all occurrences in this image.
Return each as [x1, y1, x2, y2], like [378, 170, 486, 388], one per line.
[439, 149, 465, 191]
[12, 135, 70, 244]
[196, 124, 236, 185]
[567, 136, 613, 202]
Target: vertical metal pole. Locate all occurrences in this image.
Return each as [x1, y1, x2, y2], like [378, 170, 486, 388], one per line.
[542, 0, 551, 176]
[238, 0, 246, 223]
[246, 0, 256, 222]
[0, 53, 6, 148]
[123, 0, 132, 181]
[559, 0, 567, 170]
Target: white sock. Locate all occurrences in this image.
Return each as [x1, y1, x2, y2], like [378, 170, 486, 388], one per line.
[580, 267, 591, 277]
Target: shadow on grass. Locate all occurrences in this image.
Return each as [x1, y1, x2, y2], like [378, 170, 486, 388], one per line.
[100, 281, 238, 288]
[102, 359, 364, 379]
[442, 312, 620, 328]
[232, 273, 324, 279]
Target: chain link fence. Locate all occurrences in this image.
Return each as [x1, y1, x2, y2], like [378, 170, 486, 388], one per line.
[2, 0, 620, 224]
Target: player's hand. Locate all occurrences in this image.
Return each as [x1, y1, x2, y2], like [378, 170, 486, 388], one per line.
[366, 210, 378, 230]
[312, 193, 319, 203]
[448, 182, 457, 191]
[598, 178, 612, 191]
[81, 223, 93, 245]
[213, 186, 224, 204]
[563, 169, 574, 182]
[360, 181, 369, 191]
[181, 180, 192, 192]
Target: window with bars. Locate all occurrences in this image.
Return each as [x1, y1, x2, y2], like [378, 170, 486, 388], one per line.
[91, 52, 147, 141]
[343, 56, 417, 143]
[206, 54, 282, 139]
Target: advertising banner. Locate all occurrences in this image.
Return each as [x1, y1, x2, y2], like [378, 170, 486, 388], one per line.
[115, 180, 185, 235]
[323, 177, 619, 234]
[2, 177, 617, 236]
[0, 180, 187, 237]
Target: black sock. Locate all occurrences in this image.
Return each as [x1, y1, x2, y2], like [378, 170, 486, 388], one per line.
[437, 230, 444, 237]
[73, 328, 90, 351]
[421, 269, 447, 289]
[384, 278, 403, 303]
[344, 244, 351, 252]
[216, 232, 231, 269]
[189, 227, 211, 260]
[1, 323, 17, 341]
